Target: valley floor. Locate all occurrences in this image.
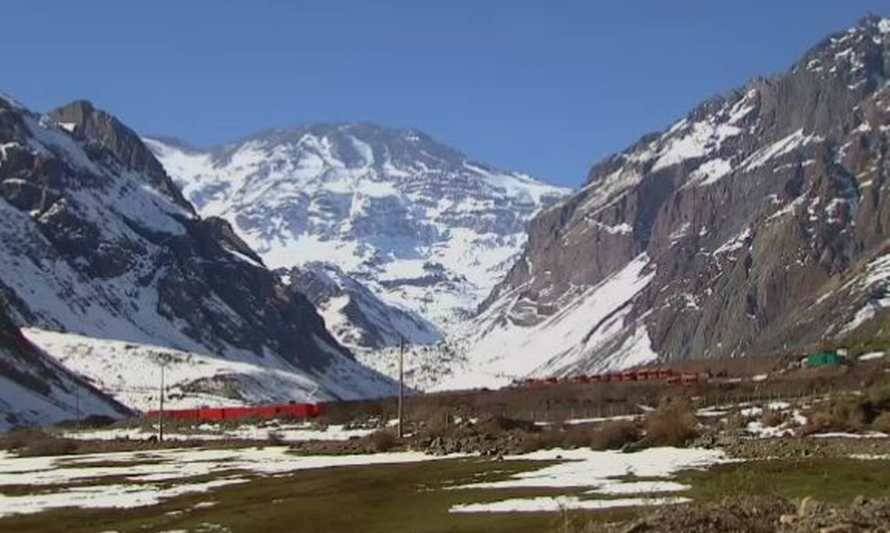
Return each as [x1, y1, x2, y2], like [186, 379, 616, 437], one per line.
[4, 354, 890, 532]
[1, 440, 890, 532]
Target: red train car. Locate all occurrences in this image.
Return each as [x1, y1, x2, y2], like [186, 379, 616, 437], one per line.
[619, 371, 638, 382]
[657, 369, 675, 380]
[511, 365, 707, 390]
[147, 402, 325, 423]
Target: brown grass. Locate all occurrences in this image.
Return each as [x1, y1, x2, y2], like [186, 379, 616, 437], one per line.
[724, 412, 749, 431]
[0, 429, 80, 457]
[803, 396, 868, 434]
[414, 406, 454, 438]
[589, 420, 640, 450]
[644, 398, 699, 447]
[0, 428, 48, 451]
[18, 438, 79, 457]
[517, 431, 561, 453]
[867, 381, 890, 411]
[368, 430, 397, 452]
[872, 412, 890, 433]
[760, 409, 787, 428]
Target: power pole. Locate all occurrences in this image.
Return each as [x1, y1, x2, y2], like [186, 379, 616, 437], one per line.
[39, 179, 48, 214]
[398, 337, 405, 439]
[158, 364, 165, 443]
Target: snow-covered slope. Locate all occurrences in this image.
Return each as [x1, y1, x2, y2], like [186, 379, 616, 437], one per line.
[438, 254, 656, 390]
[0, 97, 396, 422]
[146, 125, 570, 340]
[20, 328, 390, 412]
[282, 262, 441, 352]
[0, 301, 129, 430]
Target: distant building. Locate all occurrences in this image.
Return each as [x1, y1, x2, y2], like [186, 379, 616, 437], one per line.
[805, 351, 844, 368]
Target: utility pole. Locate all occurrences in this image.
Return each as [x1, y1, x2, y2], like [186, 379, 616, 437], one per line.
[75, 387, 80, 429]
[39, 178, 48, 214]
[398, 337, 405, 439]
[158, 363, 165, 443]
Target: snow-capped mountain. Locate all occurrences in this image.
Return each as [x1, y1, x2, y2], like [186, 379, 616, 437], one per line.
[146, 125, 570, 351]
[439, 15, 890, 389]
[0, 96, 396, 422]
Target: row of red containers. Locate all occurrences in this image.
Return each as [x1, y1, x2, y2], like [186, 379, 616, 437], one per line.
[520, 369, 709, 388]
[572, 368, 680, 383]
[145, 403, 326, 422]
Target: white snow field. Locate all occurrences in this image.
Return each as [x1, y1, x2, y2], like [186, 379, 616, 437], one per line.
[61, 421, 385, 443]
[448, 447, 726, 513]
[450, 495, 691, 513]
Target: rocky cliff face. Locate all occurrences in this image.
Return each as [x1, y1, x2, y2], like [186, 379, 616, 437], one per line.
[0, 96, 395, 418]
[442, 16, 890, 389]
[146, 125, 570, 343]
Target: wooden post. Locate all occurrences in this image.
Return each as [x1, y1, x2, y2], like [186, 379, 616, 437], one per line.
[398, 337, 404, 439]
[158, 364, 165, 443]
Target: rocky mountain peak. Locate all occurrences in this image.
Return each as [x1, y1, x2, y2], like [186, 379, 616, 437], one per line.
[792, 15, 889, 91]
[49, 100, 193, 213]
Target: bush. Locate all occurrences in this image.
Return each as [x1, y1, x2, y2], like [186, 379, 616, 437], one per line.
[872, 412, 890, 433]
[867, 381, 890, 411]
[562, 427, 594, 449]
[415, 407, 453, 438]
[0, 428, 48, 451]
[803, 396, 868, 434]
[517, 429, 573, 453]
[516, 423, 638, 452]
[760, 409, 787, 428]
[474, 415, 536, 434]
[368, 430, 397, 452]
[19, 437, 79, 457]
[644, 399, 698, 447]
[590, 420, 640, 450]
[0, 428, 80, 456]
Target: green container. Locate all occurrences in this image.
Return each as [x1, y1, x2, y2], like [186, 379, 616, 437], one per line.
[806, 351, 843, 367]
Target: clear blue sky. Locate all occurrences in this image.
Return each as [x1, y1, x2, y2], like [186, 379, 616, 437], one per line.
[1, 1, 886, 187]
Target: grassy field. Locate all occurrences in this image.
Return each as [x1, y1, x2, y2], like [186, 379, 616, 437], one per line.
[0, 457, 635, 533]
[677, 457, 890, 504]
[3, 452, 889, 533]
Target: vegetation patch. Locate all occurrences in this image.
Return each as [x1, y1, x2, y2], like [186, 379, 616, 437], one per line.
[642, 399, 698, 447]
